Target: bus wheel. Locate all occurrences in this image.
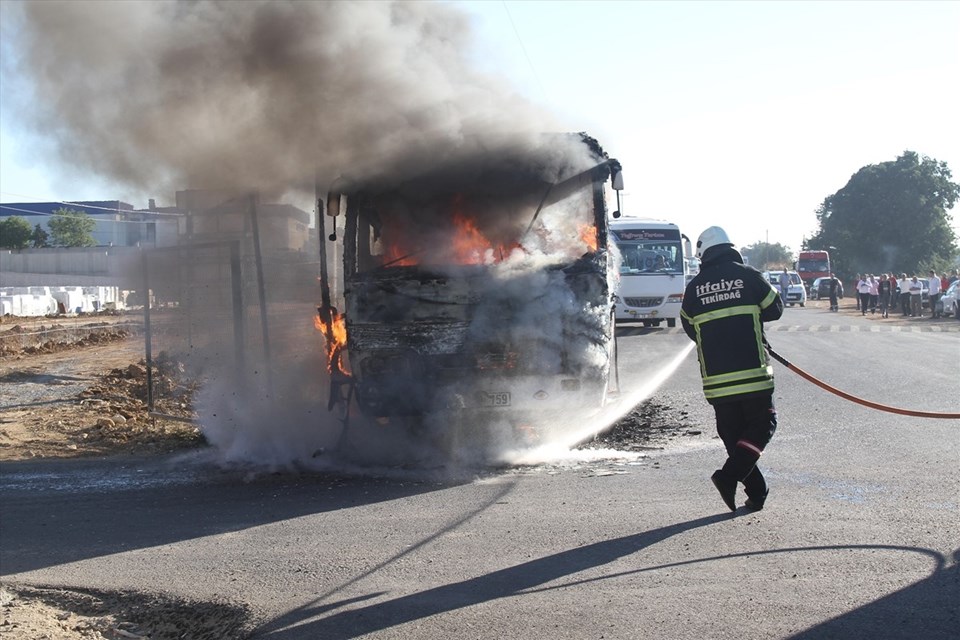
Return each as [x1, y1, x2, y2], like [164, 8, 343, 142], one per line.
[667, 318, 676, 328]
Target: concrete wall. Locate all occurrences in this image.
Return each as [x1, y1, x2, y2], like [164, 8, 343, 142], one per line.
[0, 271, 129, 287]
[1, 247, 140, 279]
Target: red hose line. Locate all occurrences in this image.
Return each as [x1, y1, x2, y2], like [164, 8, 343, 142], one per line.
[765, 344, 960, 420]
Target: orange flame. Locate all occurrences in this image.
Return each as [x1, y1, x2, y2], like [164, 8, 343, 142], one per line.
[377, 195, 526, 267]
[578, 223, 597, 251]
[452, 213, 495, 264]
[314, 309, 350, 375]
[382, 243, 419, 267]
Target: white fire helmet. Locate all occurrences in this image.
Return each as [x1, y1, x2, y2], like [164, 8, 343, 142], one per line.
[696, 226, 733, 259]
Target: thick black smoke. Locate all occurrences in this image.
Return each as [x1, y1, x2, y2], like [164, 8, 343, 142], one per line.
[6, 0, 567, 197]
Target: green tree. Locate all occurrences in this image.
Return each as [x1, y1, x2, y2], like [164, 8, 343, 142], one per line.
[805, 151, 959, 278]
[741, 241, 794, 272]
[0, 215, 34, 249]
[48, 207, 97, 247]
[31, 224, 49, 248]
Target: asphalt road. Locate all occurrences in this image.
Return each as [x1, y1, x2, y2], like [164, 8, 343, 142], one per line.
[2, 300, 958, 639]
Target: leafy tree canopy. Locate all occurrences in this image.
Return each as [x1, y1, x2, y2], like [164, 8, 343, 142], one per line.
[31, 224, 49, 248]
[48, 208, 97, 247]
[741, 241, 794, 272]
[804, 151, 959, 279]
[0, 216, 34, 249]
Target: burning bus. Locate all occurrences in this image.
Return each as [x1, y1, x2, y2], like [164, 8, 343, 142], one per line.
[315, 134, 622, 441]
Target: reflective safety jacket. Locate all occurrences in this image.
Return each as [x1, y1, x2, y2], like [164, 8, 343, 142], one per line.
[680, 246, 783, 404]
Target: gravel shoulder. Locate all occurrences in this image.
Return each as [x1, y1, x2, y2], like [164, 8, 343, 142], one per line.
[0, 316, 203, 462]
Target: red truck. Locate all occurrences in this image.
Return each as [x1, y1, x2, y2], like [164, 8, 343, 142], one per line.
[796, 250, 831, 290]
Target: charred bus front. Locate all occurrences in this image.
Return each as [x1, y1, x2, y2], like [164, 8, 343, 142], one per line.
[318, 136, 622, 424]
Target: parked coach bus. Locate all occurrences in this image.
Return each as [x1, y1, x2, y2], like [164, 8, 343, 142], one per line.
[609, 217, 692, 328]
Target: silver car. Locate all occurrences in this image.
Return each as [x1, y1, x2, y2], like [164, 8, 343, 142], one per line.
[936, 279, 960, 319]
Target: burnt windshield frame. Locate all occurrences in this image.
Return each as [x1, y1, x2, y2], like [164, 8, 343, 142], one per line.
[343, 162, 614, 276]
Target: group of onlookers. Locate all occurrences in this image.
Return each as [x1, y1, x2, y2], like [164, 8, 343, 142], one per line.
[851, 270, 959, 318]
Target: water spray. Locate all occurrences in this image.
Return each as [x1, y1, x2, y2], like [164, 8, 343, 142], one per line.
[506, 342, 697, 465]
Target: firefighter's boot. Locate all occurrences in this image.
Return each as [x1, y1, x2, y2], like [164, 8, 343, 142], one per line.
[744, 489, 768, 511]
[711, 470, 737, 512]
[720, 442, 766, 511]
[742, 466, 768, 510]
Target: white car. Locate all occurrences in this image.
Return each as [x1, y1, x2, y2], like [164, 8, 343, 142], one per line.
[937, 279, 960, 319]
[765, 270, 807, 307]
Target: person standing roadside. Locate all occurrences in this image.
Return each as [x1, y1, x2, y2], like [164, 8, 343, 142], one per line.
[868, 275, 879, 313]
[779, 270, 790, 306]
[681, 227, 784, 512]
[878, 273, 891, 318]
[828, 272, 840, 311]
[857, 276, 871, 316]
[928, 270, 941, 318]
[899, 273, 911, 316]
[889, 273, 900, 311]
[909, 275, 923, 317]
[854, 273, 862, 311]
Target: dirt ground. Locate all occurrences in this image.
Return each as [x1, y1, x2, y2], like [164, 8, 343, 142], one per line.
[0, 317, 203, 463]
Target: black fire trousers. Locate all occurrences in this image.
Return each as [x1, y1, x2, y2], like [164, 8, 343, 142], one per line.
[713, 394, 778, 500]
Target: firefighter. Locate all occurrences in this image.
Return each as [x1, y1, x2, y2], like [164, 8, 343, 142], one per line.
[680, 227, 784, 512]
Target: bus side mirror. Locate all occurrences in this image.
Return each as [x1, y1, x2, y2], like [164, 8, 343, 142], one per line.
[325, 192, 342, 241]
[611, 170, 624, 218]
[326, 192, 341, 217]
[612, 171, 624, 191]
[326, 175, 348, 217]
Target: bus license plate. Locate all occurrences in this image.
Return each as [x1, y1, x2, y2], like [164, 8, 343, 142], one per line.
[480, 392, 511, 407]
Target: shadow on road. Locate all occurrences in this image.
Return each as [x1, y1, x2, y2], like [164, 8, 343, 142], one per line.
[542, 543, 958, 640]
[785, 546, 958, 640]
[0, 455, 471, 575]
[255, 535, 956, 640]
[254, 512, 732, 638]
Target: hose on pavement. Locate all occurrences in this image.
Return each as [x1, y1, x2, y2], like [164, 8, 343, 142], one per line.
[764, 341, 960, 420]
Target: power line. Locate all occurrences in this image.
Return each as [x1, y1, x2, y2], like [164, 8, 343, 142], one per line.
[501, 1, 549, 105]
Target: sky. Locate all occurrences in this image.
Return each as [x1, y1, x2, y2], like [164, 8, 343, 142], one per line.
[1, 0, 958, 254]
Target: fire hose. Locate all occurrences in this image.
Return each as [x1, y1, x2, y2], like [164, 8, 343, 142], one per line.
[764, 341, 960, 420]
